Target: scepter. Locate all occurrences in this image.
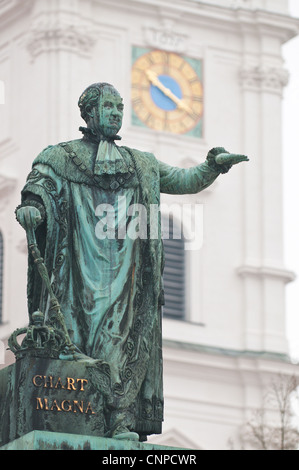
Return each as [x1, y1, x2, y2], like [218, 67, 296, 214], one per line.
[26, 224, 75, 354]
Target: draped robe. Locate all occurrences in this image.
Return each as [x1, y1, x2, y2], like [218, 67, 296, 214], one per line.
[20, 138, 220, 436]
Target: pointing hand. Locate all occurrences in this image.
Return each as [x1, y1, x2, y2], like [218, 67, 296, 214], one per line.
[215, 153, 249, 166]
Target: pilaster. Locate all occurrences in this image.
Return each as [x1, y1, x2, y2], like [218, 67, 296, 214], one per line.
[25, 0, 96, 144]
[239, 60, 293, 353]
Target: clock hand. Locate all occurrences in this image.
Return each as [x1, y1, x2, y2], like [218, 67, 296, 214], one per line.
[146, 70, 192, 114]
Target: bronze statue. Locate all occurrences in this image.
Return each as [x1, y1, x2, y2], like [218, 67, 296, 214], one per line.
[15, 82, 248, 441]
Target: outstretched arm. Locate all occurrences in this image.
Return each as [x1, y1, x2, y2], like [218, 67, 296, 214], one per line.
[159, 147, 248, 195]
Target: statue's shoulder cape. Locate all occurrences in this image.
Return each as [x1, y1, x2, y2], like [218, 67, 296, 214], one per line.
[31, 139, 158, 184]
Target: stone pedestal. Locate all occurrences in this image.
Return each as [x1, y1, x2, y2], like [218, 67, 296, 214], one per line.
[0, 357, 190, 452]
[0, 430, 181, 451]
[0, 356, 106, 447]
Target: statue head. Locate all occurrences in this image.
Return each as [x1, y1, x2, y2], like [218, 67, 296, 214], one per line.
[78, 83, 124, 140]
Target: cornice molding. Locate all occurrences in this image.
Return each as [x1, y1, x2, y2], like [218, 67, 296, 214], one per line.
[96, 0, 299, 43]
[237, 264, 296, 284]
[194, 0, 288, 15]
[27, 22, 96, 60]
[163, 338, 292, 364]
[240, 65, 289, 95]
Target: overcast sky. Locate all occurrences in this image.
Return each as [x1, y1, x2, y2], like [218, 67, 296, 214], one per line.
[283, 0, 299, 358]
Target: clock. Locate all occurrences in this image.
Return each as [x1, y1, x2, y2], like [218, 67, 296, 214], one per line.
[131, 47, 203, 137]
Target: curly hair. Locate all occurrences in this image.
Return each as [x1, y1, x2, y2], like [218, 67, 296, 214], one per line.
[78, 82, 115, 123]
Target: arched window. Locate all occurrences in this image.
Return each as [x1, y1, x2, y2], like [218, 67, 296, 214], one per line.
[162, 217, 185, 320]
[0, 232, 3, 324]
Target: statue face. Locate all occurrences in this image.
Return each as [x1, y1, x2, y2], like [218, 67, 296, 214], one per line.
[97, 87, 124, 138]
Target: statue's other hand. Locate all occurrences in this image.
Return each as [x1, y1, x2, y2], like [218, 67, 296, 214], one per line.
[16, 206, 42, 232]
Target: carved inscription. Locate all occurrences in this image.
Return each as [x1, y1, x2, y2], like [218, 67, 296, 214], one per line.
[32, 375, 96, 415]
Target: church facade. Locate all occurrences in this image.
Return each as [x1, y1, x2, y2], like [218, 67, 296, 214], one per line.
[0, 0, 299, 449]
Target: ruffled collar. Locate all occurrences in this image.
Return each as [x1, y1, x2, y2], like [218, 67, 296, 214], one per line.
[79, 127, 128, 175]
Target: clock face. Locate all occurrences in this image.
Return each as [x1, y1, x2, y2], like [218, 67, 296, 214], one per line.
[131, 48, 203, 137]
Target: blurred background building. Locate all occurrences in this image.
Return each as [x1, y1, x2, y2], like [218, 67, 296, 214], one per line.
[0, 0, 299, 450]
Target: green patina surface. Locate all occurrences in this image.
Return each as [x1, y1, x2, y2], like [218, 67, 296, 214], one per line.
[0, 357, 105, 447]
[7, 82, 248, 445]
[0, 430, 183, 451]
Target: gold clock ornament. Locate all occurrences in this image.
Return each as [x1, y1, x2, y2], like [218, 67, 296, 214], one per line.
[131, 48, 203, 137]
